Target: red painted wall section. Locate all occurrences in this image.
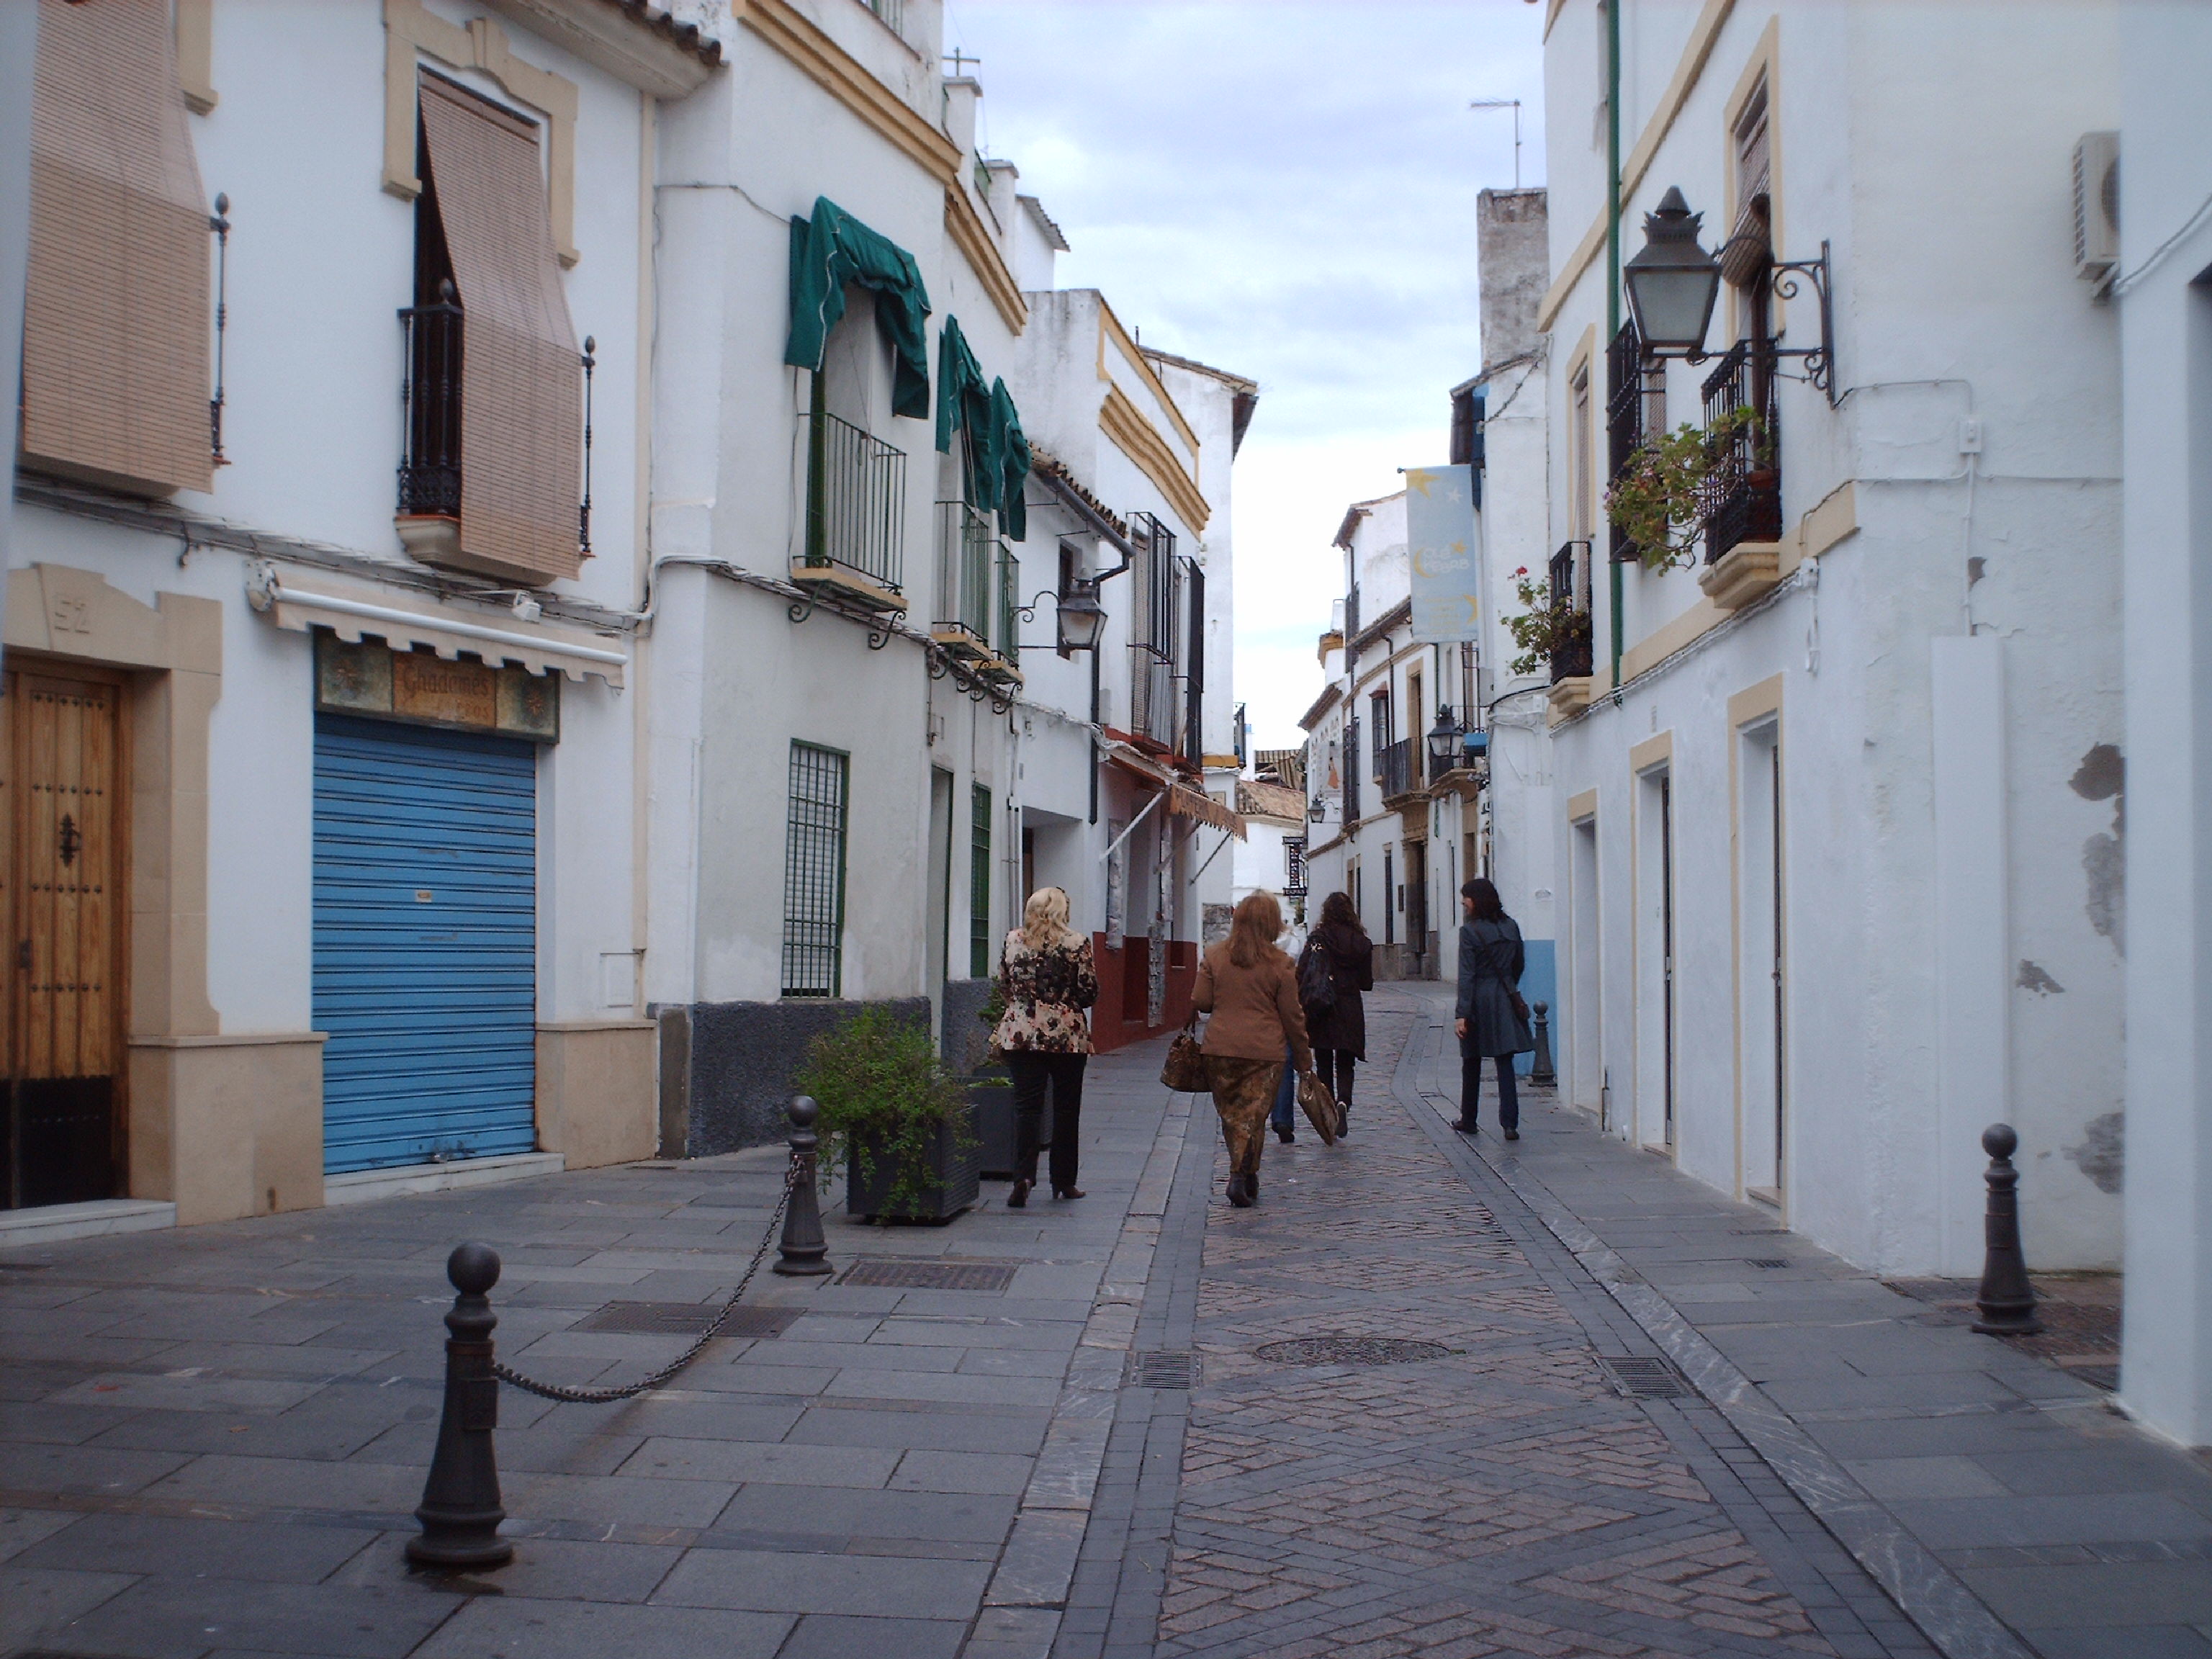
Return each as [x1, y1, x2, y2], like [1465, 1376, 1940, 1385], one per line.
[1089, 932, 1197, 1053]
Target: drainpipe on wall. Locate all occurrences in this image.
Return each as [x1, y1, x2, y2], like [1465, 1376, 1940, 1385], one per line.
[1606, 0, 1624, 693]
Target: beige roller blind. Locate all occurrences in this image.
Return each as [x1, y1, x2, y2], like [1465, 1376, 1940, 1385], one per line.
[22, 0, 212, 498]
[419, 74, 581, 586]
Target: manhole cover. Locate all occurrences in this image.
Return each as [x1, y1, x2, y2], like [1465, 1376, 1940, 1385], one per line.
[1744, 1258, 1790, 1269]
[1597, 1354, 1692, 1400]
[575, 1303, 803, 1337]
[1254, 1336, 1452, 1367]
[1127, 1351, 1197, 1388]
[840, 1258, 1020, 1292]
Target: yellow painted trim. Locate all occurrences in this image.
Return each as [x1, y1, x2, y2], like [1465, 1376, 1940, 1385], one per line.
[1564, 325, 1598, 542]
[1097, 300, 1200, 459]
[1786, 479, 1857, 575]
[1101, 385, 1210, 533]
[1727, 673, 1784, 729]
[1720, 17, 1782, 343]
[1630, 731, 1674, 775]
[737, 0, 961, 187]
[1622, 597, 1726, 682]
[1567, 786, 1599, 824]
[1537, 0, 1741, 332]
[944, 186, 1028, 335]
[1545, 0, 1572, 42]
[382, 1, 581, 266]
[176, 0, 217, 114]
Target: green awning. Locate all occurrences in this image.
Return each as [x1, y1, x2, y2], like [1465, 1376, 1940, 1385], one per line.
[786, 197, 931, 420]
[935, 315, 1031, 541]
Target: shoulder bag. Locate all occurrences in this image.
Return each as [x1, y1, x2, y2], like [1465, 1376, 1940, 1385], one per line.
[1297, 939, 1336, 1013]
[1161, 1014, 1210, 1093]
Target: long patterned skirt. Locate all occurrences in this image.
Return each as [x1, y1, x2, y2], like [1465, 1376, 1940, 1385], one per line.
[1207, 1056, 1283, 1179]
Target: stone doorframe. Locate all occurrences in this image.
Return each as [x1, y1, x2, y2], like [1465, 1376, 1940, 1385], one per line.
[4, 562, 325, 1223]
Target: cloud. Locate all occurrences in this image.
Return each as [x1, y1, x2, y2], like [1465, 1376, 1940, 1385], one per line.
[949, 0, 1545, 747]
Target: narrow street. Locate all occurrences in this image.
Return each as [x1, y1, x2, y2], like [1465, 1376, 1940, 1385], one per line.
[7, 987, 2204, 1657]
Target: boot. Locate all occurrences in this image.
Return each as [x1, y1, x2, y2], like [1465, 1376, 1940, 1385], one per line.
[1227, 1172, 1253, 1208]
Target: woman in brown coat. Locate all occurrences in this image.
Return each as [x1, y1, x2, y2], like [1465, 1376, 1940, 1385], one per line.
[1193, 891, 1314, 1208]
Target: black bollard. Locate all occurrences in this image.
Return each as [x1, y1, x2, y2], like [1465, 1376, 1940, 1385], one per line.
[1529, 1001, 1556, 1086]
[774, 1094, 832, 1277]
[408, 1243, 514, 1570]
[1972, 1124, 2043, 1336]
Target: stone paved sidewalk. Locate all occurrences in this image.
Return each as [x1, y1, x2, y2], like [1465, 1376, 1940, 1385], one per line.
[1058, 991, 1941, 1659]
[1393, 981, 2212, 1659]
[0, 1043, 1190, 1659]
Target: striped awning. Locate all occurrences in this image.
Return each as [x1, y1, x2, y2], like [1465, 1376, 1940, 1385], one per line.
[252, 571, 626, 686]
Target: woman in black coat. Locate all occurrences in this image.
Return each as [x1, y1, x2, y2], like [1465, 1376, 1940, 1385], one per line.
[1455, 878, 1533, 1140]
[1298, 891, 1375, 1134]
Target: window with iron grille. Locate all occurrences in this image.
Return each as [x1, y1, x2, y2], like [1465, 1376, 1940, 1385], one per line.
[782, 742, 849, 997]
[970, 783, 992, 978]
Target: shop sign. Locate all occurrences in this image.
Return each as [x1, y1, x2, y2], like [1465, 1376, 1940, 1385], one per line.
[315, 632, 559, 742]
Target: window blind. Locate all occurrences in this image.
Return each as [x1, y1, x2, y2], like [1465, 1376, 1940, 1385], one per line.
[22, 0, 211, 498]
[418, 74, 582, 586]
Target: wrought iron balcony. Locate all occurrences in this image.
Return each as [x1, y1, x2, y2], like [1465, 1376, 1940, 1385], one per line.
[1548, 539, 1595, 683]
[802, 408, 906, 603]
[1379, 737, 1421, 805]
[397, 289, 463, 520]
[1128, 648, 1177, 749]
[932, 500, 994, 654]
[1698, 338, 1783, 565]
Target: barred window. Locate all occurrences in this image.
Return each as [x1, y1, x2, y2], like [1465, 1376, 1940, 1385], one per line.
[970, 783, 992, 978]
[783, 742, 850, 998]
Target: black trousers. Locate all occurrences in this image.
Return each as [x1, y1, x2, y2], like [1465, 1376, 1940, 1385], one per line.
[1460, 1051, 1519, 1130]
[1314, 1050, 1357, 1106]
[1006, 1052, 1085, 1190]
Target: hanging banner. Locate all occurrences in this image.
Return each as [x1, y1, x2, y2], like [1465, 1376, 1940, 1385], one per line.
[1405, 463, 1480, 643]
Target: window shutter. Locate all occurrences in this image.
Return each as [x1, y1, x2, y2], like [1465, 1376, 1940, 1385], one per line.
[22, 0, 212, 498]
[418, 75, 581, 586]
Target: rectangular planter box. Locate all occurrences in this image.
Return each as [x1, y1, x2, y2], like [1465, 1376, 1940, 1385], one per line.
[846, 1102, 980, 1223]
[971, 1080, 1051, 1179]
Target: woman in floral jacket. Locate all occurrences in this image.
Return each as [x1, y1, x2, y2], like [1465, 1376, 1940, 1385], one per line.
[992, 887, 1100, 1207]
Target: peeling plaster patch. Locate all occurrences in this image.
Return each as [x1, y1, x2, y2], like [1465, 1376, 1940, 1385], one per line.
[2070, 742, 2123, 803]
[2015, 960, 2064, 995]
[2064, 1110, 2124, 1194]
[2085, 832, 2124, 955]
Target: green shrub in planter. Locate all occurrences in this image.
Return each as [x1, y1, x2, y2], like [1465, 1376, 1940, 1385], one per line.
[795, 1007, 979, 1220]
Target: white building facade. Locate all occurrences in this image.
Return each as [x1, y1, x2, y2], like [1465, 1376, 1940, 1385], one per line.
[1538, 1, 2123, 1276]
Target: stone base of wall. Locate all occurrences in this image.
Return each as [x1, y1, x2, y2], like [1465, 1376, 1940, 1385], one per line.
[655, 997, 935, 1157]
[125, 1033, 326, 1224]
[536, 1020, 657, 1170]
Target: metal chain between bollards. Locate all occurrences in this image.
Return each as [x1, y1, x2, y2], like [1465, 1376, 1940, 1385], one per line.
[491, 1156, 803, 1404]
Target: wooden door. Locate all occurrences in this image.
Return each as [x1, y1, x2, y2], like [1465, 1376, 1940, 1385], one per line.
[3, 667, 127, 1210]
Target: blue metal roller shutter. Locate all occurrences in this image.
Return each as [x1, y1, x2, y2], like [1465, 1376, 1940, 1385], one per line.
[313, 714, 538, 1174]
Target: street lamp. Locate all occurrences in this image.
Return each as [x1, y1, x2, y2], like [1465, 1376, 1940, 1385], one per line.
[1012, 585, 1106, 652]
[1623, 187, 1722, 358]
[1425, 705, 1465, 775]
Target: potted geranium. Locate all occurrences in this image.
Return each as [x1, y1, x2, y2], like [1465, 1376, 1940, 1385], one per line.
[796, 1007, 979, 1223]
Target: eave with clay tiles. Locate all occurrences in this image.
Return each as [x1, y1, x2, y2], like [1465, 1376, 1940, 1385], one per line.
[1298, 682, 1343, 733]
[487, 0, 721, 94]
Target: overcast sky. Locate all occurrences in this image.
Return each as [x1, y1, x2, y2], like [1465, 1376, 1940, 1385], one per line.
[946, 0, 1547, 752]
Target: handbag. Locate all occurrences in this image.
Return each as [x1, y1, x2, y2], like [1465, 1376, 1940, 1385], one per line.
[1296, 1070, 1339, 1146]
[1296, 940, 1336, 1015]
[1161, 1015, 1210, 1093]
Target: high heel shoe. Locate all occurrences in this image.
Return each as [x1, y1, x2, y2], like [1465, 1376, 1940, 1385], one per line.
[1052, 1185, 1085, 1200]
[1007, 1179, 1030, 1208]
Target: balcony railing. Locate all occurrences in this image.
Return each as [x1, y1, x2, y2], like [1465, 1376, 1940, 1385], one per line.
[1548, 539, 1594, 683]
[1380, 737, 1420, 804]
[994, 541, 1019, 666]
[1698, 338, 1783, 565]
[932, 500, 994, 650]
[1344, 717, 1362, 824]
[397, 289, 463, 519]
[1128, 648, 1176, 748]
[804, 407, 907, 598]
[1606, 318, 1644, 565]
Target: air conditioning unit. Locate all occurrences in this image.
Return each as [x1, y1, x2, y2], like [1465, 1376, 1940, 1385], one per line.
[2073, 130, 2119, 289]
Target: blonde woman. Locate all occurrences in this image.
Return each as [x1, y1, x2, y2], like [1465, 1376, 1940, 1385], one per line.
[1192, 891, 1314, 1208]
[991, 887, 1100, 1207]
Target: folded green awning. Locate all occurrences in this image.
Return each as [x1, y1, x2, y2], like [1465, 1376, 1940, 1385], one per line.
[935, 315, 1031, 541]
[786, 197, 932, 420]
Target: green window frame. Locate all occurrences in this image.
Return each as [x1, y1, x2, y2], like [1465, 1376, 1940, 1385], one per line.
[783, 742, 849, 997]
[970, 783, 992, 979]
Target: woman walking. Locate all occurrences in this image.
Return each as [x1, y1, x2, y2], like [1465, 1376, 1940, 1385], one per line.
[1296, 891, 1374, 1139]
[1193, 891, 1313, 1207]
[992, 887, 1098, 1207]
[1455, 877, 1532, 1141]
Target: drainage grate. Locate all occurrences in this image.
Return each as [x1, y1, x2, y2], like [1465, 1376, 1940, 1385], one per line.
[1127, 1350, 1198, 1389]
[1254, 1336, 1454, 1367]
[1744, 1258, 1791, 1270]
[1729, 1228, 1784, 1236]
[1597, 1354, 1693, 1400]
[840, 1257, 1021, 1292]
[575, 1303, 804, 1337]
